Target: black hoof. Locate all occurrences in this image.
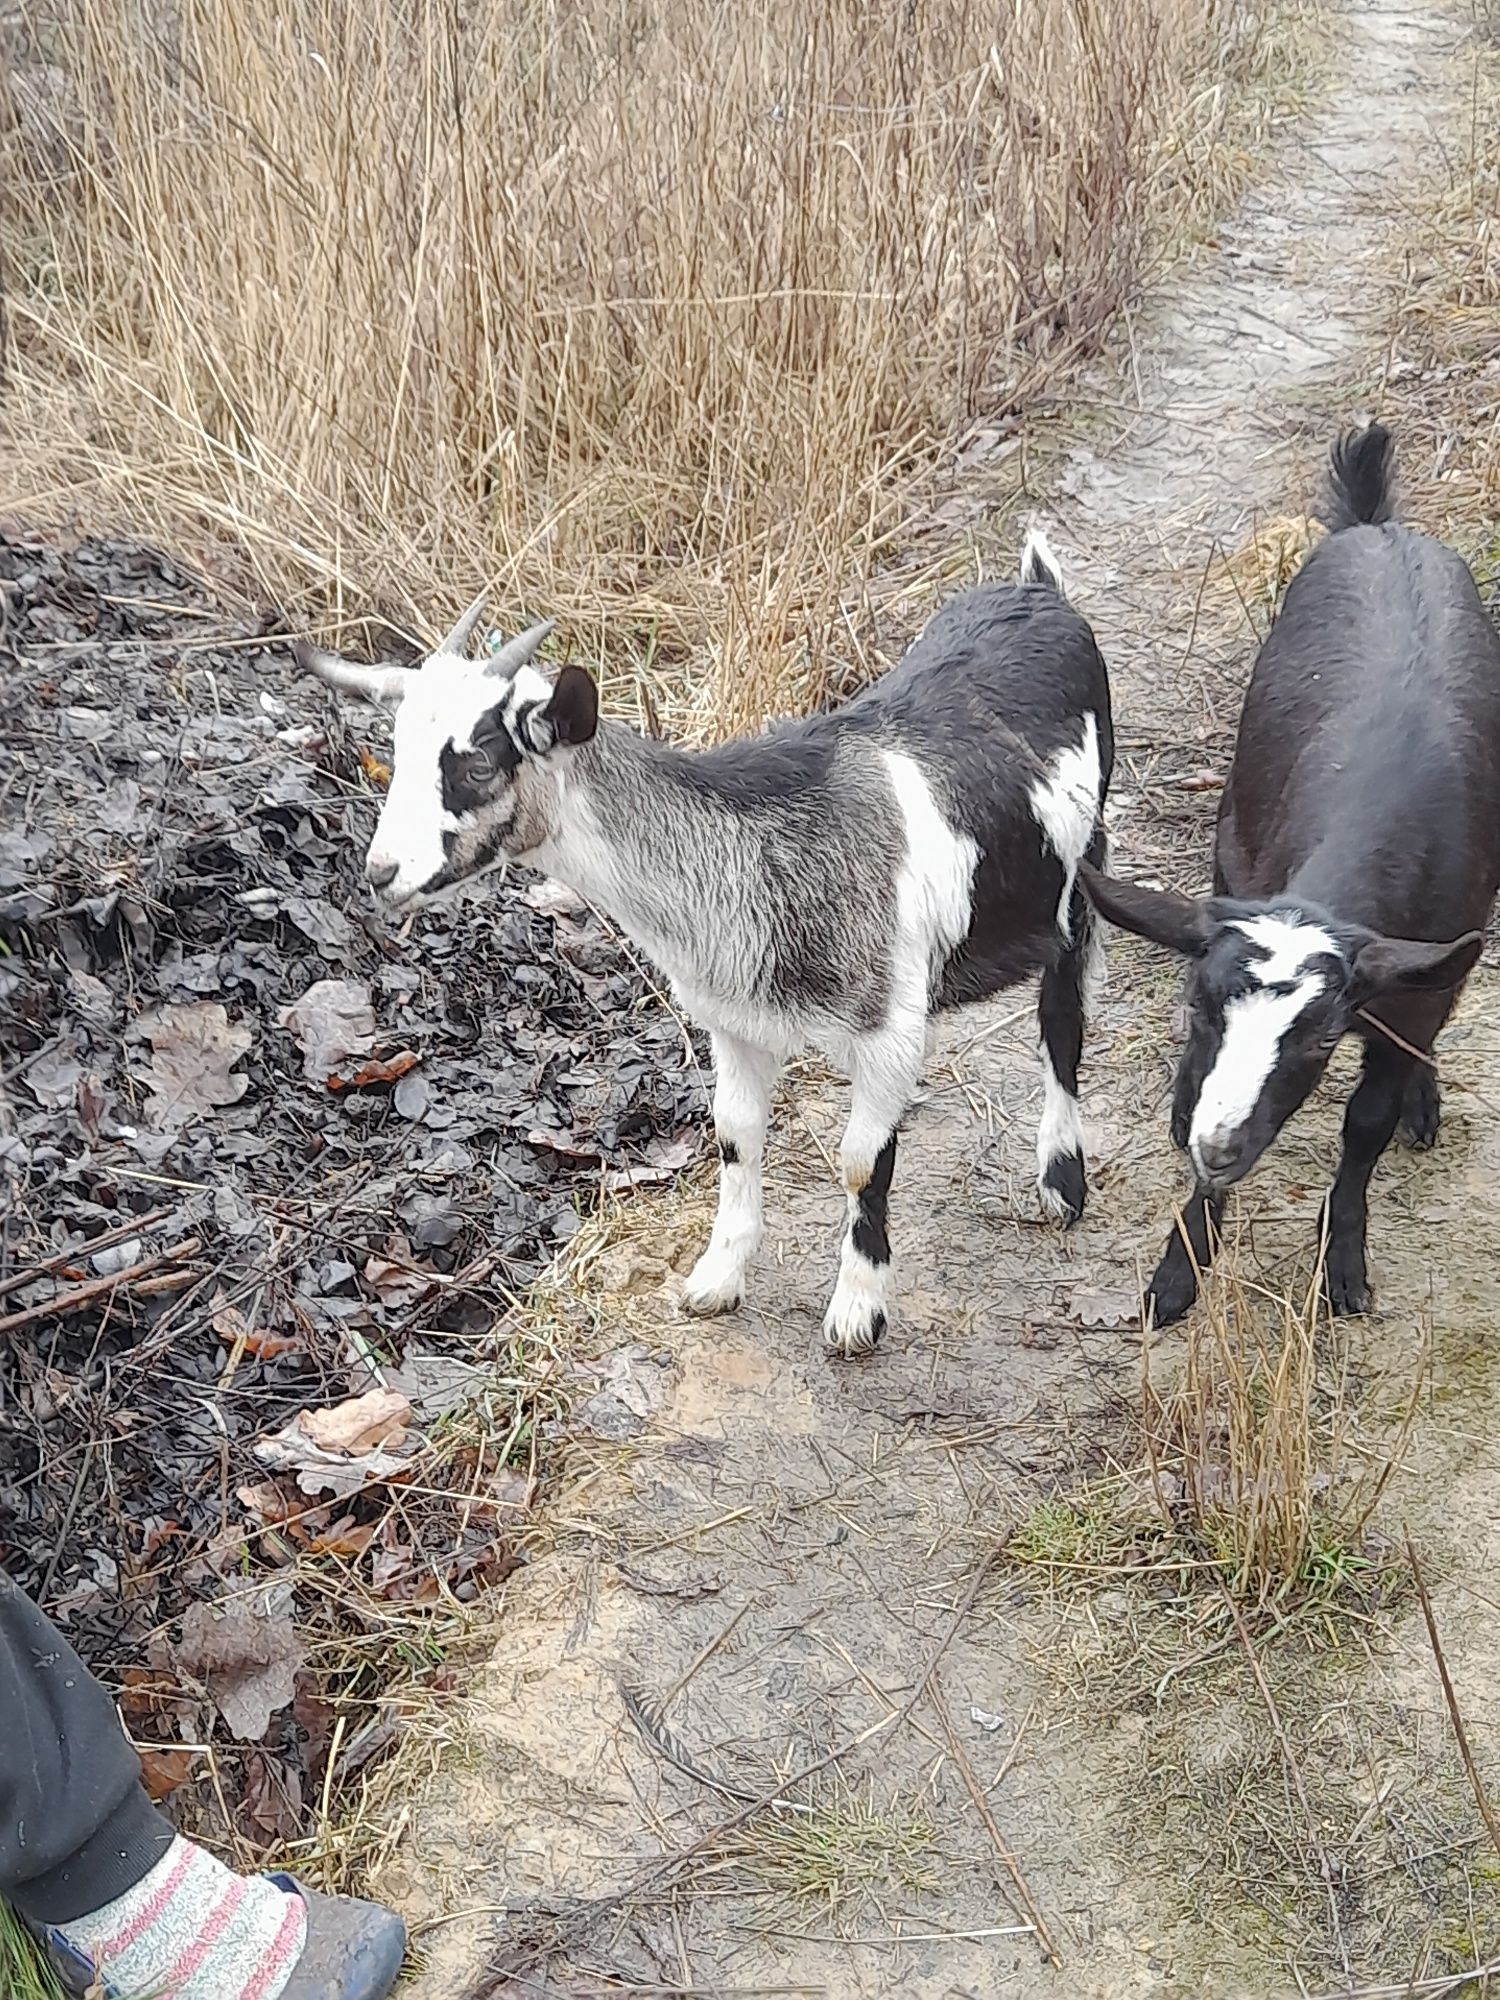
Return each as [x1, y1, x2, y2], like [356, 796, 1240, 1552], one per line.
[1325, 1250, 1371, 1317]
[1040, 1149, 1087, 1227]
[1399, 1069, 1440, 1151]
[1146, 1258, 1198, 1328]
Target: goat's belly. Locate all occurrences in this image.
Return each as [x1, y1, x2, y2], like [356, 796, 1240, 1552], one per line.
[669, 981, 806, 1059]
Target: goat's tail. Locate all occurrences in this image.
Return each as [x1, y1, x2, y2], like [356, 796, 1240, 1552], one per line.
[1324, 422, 1397, 531]
[1019, 522, 1065, 595]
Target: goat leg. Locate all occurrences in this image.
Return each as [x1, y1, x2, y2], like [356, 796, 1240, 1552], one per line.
[1145, 1185, 1223, 1328]
[683, 1032, 781, 1317]
[1324, 1042, 1410, 1316]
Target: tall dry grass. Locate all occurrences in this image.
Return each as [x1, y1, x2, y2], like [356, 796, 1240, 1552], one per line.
[4, 0, 1299, 730]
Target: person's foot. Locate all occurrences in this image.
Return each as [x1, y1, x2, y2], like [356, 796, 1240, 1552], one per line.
[36, 1837, 405, 2000]
[272, 1878, 408, 2000]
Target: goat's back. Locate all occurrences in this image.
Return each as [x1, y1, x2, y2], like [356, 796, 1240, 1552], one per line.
[860, 580, 1114, 816]
[1218, 520, 1500, 937]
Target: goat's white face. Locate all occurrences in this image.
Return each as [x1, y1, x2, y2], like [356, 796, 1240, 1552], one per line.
[297, 603, 598, 908]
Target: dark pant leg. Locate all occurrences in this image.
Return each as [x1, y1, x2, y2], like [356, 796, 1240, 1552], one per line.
[0, 1570, 174, 1922]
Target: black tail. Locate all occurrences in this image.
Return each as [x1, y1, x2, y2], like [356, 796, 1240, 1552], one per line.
[1324, 422, 1397, 531]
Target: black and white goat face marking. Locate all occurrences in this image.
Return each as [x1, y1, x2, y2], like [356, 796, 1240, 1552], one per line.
[296, 611, 597, 907]
[1184, 911, 1346, 1189]
[374, 657, 553, 904]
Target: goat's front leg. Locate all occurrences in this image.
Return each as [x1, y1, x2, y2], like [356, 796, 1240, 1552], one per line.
[824, 1030, 923, 1359]
[1145, 1184, 1225, 1328]
[1324, 1042, 1411, 1316]
[683, 1031, 782, 1317]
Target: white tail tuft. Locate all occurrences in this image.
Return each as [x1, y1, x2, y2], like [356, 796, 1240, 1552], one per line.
[1019, 523, 1064, 595]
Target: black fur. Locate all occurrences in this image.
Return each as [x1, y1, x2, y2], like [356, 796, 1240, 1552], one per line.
[850, 1134, 898, 1269]
[1094, 425, 1500, 1325]
[1322, 422, 1396, 531]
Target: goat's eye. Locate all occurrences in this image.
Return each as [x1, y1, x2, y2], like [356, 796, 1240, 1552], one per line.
[469, 751, 496, 783]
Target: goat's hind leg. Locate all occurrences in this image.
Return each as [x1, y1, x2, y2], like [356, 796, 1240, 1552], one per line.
[1035, 866, 1100, 1225]
[824, 1029, 923, 1359]
[683, 1031, 781, 1316]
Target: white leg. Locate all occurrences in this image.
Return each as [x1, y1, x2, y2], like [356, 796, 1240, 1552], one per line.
[683, 1032, 781, 1316]
[823, 1027, 924, 1359]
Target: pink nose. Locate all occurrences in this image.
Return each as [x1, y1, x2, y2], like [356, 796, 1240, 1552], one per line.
[366, 854, 399, 891]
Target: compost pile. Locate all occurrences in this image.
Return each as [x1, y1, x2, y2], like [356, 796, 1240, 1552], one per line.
[0, 532, 705, 1851]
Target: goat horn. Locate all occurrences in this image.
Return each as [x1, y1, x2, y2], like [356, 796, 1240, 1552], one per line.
[437, 590, 489, 658]
[486, 619, 556, 676]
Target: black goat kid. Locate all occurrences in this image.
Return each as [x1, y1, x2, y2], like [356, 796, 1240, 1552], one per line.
[1084, 424, 1500, 1325]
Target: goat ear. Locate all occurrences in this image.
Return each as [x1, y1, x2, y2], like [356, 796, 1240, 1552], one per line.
[294, 641, 411, 709]
[1078, 861, 1210, 956]
[542, 663, 598, 748]
[1348, 929, 1483, 1006]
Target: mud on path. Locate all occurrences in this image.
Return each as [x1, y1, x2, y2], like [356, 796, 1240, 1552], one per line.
[395, 5, 1500, 1994]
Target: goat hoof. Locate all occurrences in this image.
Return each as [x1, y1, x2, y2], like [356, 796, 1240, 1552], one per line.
[682, 1250, 746, 1317]
[1145, 1262, 1196, 1329]
[1324, 1253, 1370, 1318]
[822, 1303, 887, 1359]
[1399, 1070, 1440, 1150]
[1037, 1150, 1086, 1226]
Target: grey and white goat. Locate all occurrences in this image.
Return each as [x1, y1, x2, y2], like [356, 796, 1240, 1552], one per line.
[298, 537, 1114, 1356]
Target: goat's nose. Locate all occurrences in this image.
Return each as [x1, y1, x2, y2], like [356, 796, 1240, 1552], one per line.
[366, 856, 399, 892]
[1194, 1132, 1237, 1178]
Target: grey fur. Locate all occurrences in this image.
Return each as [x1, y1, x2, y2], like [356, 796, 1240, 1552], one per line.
[304, 560, 1115, 1357]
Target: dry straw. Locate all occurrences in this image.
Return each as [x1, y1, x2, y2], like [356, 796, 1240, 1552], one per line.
[5, 0, 1292, 731]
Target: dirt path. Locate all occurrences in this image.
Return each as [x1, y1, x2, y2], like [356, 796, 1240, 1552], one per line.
[391, 6, 1500, 1993]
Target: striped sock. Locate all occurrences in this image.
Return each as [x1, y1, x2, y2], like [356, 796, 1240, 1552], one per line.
[56, 1835, 308, 2000]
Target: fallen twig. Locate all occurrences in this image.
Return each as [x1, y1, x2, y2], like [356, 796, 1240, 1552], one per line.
[0, 1237, 202, 1337]
[0, 1206, 171, 1300]
[1307, 1959, 1500, 2000]
[1406, 1530, 1500, 1864]
[929, 1674, 1060, 1969]
[1217, 1579, 1349, 1977]
[467, 1550, 999, 1995]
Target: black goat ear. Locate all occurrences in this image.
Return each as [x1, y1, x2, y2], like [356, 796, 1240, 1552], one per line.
[1078, 862, 1211, 957]
[543, 663, 599, 748]
[1348, 929, 1483, 1006]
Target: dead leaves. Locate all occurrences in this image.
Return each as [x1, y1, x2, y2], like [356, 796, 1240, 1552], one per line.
[300, 1388, 411, 1454]
[139, 1001, 252, 1129]
[277, 977, 375, 1081]
[175, 1586, 304, 1741]
[253, 1388, 416, 1498]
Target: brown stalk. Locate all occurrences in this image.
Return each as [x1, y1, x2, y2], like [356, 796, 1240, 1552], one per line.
[929, 1673, 1062, 1968]
[0, 1238, 203, 1337]
[1405, 1530, 1500, 1865]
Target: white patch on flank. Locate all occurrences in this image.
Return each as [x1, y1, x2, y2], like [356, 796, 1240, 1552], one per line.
[1019, 522, 1064, 592]
[1029, 712, 1101, 941]
[1189, 973, 1325, 1172]
[1035, 1045, 1085, 1218]
[823, 1226, 890, 1357]
[882, 750, 980, 1007]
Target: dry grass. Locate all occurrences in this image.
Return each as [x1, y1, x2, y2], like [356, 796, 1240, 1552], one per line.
[1141, 1243, 1424, 1610]
[1375, 9, 1500, 589]
[4, 0, 1308, 731]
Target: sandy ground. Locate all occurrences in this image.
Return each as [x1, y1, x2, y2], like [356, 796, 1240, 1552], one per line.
[388, 5, 1500, 1993]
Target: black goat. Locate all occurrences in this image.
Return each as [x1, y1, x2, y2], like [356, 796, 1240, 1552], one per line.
[1083, 423, 1500, 1324]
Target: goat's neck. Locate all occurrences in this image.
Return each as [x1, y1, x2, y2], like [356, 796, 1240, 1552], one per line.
[529, 722, 743, 983]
